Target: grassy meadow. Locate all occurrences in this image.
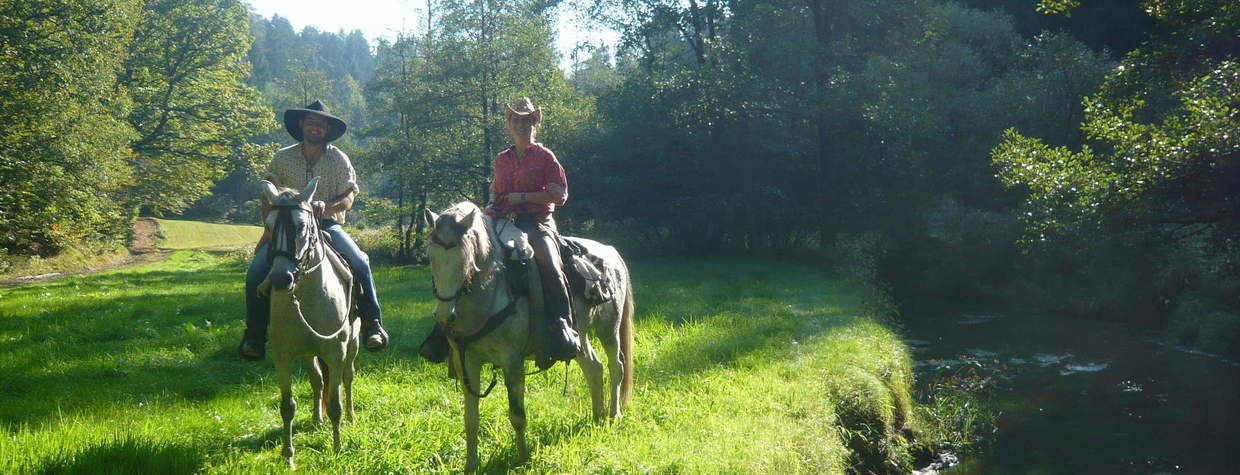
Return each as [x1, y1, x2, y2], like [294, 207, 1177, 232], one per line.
[153, 219, 265, 250]
[0, 251, 920, 473]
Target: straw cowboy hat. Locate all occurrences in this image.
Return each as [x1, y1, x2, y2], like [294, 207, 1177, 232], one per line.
[284, 100, 348, 142]
[504, 97, 542, 124]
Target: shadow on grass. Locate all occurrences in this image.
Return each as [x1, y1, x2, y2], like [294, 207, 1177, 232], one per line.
[0, 260, 440, 427]
[36, 436, 205, 475]
[232, 419, 328, 453]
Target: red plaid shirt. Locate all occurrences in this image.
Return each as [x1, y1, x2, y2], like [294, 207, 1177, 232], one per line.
[488, 143, 568, 216]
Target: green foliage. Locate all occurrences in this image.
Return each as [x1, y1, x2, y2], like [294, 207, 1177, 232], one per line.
[1, 0, 272, 257]
[570, 0, 1110, 269]
[1036, 0, 1081, 15]
[123, 0, 274, 215]
[0, 0, 140, 255]
[915, 354, 1003, 453]
[993, 0, 1240, 350]
[995, 2, 1239, 239]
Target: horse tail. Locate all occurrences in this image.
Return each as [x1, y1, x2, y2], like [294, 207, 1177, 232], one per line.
[619, 274, 635, 409]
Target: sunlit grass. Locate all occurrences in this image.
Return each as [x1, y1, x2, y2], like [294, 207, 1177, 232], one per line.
[0, 252, 919, 472]
[155, 219, 263, 249]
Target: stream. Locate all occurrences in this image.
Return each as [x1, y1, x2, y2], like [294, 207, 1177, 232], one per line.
[903, 304, 1240, 473]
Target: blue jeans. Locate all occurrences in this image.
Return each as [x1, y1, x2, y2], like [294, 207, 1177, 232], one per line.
[244, 220, 382, 342]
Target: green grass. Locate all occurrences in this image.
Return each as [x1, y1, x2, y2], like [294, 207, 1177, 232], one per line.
[0, 252, 920, 473]
[154, 219, 263, 249]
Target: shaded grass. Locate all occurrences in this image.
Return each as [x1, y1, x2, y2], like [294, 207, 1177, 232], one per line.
[154, 219, 263, 249]
[0, 253, 919, 473]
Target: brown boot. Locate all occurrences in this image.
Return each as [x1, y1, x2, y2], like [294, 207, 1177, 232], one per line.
[238, 333, 265, 361]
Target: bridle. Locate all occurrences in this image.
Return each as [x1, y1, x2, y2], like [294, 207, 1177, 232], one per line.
[429, 223, 478, 301]
[268, 203, 320, 278]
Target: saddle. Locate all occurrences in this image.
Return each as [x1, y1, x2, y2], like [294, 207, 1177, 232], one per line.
[494, 218, 612, 306]
[319, 230, 362, 315]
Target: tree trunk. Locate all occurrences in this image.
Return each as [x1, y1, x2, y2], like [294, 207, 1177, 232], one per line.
[810, 0, 841, 244]
[397, 174, 408, 258]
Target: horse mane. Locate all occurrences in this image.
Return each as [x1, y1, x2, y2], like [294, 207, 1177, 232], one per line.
[442, 201, 499, 289]
[271, 188, 300, 205]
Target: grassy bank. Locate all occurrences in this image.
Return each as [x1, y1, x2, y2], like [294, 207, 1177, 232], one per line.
[0, 244, 131, 281]
[154, 219, 263, 249]
[0, 252, 919, 472]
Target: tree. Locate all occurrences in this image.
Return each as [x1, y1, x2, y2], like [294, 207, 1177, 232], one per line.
[993, 1, 1239, 245]
[363, 0, 590, 259]
[122, 0, 273, 215]
[0, 0, 140, 256]
[992, 0, 1240, 349]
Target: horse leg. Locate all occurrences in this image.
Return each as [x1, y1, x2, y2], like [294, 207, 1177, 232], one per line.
[274, 356, 297, 469]
[324, 356, 345, 452]
[576, 338, 607, 421]
[343, 320, 359, 424]
[458, 350, 483, 472]
[599, 321, 625, 419]
[306, 357, 324, 425]
[501, 359, 529, 464]
[342, 354, 357, 426]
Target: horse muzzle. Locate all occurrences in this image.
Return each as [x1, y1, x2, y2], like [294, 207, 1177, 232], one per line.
[269, 270, 295, 291]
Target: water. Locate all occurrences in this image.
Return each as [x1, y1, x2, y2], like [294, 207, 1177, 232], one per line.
[903, 305, 1240, 474]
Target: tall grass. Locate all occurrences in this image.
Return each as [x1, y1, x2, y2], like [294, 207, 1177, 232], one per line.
[0, 252, 919, 472]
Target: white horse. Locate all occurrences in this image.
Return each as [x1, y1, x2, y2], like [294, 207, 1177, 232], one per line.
[258, 178, 360, 469]
[424, 202, 635, 471]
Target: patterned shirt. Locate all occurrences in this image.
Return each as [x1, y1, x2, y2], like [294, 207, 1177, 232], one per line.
[488, 143, 568, 216]
[265, 143, 359, 223]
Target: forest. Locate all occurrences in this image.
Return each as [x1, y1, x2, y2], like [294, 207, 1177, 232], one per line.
[5, 0, 1235, 357]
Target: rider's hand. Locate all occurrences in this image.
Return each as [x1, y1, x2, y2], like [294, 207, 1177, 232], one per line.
[506, 193, 525, 205]
[311, 200, 327, 217]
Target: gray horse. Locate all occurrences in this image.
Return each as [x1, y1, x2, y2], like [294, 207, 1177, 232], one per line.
[424, 202, 635, 471]
[258, 178, 360, 469]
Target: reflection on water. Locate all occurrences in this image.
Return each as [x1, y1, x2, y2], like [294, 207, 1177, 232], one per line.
[904, 304, 1240, 474]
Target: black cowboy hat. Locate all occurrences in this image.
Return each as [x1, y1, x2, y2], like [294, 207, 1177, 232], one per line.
[284, 100, 347, 142]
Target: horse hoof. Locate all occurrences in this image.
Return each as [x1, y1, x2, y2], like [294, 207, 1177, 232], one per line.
[286, 458, 295, 470]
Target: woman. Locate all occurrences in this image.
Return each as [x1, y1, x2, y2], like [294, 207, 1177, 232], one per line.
[418, 97, 581, 369]
[487, 97, 580, 368]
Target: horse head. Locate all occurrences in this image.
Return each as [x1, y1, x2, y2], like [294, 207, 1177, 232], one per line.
[423, 202, 488, 305]
[261, 177, 320, 292]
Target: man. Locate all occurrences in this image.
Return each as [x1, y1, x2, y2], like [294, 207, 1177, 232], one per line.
[239, 100, 389, 360]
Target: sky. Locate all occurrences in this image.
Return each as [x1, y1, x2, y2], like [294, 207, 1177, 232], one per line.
[243, 0, 620, 70]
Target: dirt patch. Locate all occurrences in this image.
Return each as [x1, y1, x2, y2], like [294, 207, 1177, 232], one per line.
[131, 218, 161, 252]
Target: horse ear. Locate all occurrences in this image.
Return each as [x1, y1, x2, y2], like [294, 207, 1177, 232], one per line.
[298, 176, 320, 202]
[422, 209, 438, 230]
[459, 208, 479, 229]
[260, 180, 279, 203]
